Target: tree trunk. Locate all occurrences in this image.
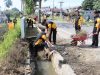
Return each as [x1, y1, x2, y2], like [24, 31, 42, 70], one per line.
[39, 0, 42, 23]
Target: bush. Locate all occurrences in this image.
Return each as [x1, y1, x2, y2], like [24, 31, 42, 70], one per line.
[0, 19, 21, 58]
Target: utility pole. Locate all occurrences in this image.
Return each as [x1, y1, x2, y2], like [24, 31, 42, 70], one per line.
[21, 0, 26, 15]
[39, 0, 42, 23]
[21, 0, 24, 13]
[52, 0, 54, 20]
[59, 1, 64, 17]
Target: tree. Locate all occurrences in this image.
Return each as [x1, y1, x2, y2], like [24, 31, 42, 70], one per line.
[12, 8, 20, 17]
[4, 0, 12, 8]
[4, 8, 20, 17]
[82, 0, 100, 10]
[22, 0, 38, 14]
[93, 0, 100, 10]
[82, 0, 95, 10]
[21, 0, 48, 14]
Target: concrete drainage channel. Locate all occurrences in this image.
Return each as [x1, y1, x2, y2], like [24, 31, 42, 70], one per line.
[25, 24, 76, 75]
[25, 49, 57, 75]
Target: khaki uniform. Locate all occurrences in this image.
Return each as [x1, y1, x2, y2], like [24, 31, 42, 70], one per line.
[92, 17, 100, 47]
[29, 32, 48, 57]
[47, 22, 57, 44]
[75, 15, 84, 33]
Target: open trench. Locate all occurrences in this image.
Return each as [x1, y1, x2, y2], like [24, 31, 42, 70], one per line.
[25, 27, 57, 75]
[31, 53, 57, 75]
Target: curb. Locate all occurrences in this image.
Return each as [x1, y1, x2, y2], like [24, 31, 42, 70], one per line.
[51, 51, 76, 75]
[25, 24, 76, 75]
[36, 24, 76, 75]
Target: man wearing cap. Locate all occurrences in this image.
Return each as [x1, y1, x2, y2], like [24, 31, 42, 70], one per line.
[29, 29, 48, 57]
[46, 20, 57, 45]
[74, 11, 84, 33]
[91, 10, 100, 48]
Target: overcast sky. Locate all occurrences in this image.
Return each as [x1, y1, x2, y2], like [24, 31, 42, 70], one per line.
[42, 0, 84, 8]
[0, 0, 84, 11]
[0, 0, 21, 11]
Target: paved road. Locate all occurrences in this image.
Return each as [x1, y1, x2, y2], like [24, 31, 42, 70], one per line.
[55, 21, 100, 75]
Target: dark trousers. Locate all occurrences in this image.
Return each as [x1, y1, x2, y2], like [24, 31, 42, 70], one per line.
[92, 28, 100, 47]
[49, 29, 57, 44]
[28, 23, 33, 28]
[75, 25, 81, 34]
[29, 42, 48, 57]
[92, 34, 99, 46]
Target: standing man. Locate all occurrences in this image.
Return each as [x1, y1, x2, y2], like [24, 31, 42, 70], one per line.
[13, 17, 17, 27]
[91, 10, 100, 48]
[74, 11, 84, 33]
[46, 20, 57, 45]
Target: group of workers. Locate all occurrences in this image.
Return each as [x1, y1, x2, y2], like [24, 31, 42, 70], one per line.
[26, 18, 34, 28]
[26, 16, 39, 28]
[74, 10, 100, 48]
[28, 10, 100, 58]
[27, 15, 57, 58]
[7, 17, 17, 30]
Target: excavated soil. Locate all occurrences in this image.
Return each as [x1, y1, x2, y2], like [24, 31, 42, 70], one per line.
[0, 39, 28, 75]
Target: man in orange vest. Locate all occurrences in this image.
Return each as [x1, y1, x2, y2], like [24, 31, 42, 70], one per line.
[8, 20, 14, 30]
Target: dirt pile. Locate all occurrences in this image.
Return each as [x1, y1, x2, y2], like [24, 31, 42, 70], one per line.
[77, 30, 87, 36]
[0, 39, 28, 75]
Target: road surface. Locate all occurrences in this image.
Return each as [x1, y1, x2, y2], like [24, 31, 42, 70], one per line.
[55, 21, 100, 75]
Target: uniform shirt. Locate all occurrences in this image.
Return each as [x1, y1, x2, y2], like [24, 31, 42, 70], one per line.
[78, 16, 84, 26]
[48, 23, 57, 29]
[95, 18, 100, 30]
[8, 22, 14, 30]
[93, 16, 100, 33]
[75, 15, 84, 26]
[35, 34, 47, 45]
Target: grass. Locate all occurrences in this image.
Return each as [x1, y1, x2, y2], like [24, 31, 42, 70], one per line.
[0, 18, 21, 58]
[48, 16, 65, 21]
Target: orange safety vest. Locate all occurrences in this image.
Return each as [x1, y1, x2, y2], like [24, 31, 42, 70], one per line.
[8, 22, 14, 30]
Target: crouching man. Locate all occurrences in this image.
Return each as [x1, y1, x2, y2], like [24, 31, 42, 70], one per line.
[29, 29, 53, 59]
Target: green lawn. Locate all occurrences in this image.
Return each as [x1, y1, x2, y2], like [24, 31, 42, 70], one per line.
[0, 19, 21, 58]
